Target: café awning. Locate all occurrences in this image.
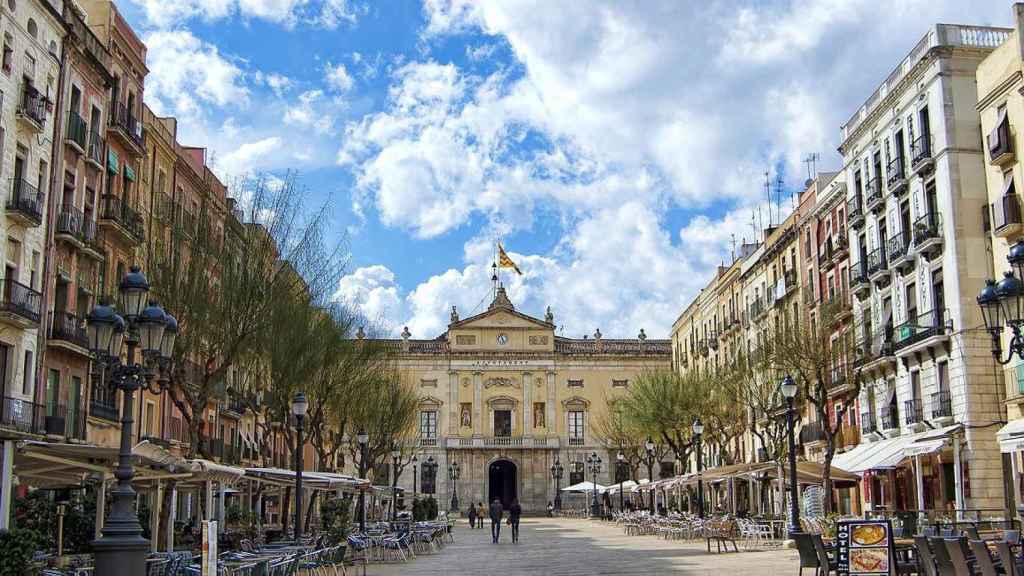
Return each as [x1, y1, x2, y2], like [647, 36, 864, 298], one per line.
[244, 467, 370, 492]
[831, 424, 960, 473]
[561, 481, 606, 493]
[187, 459, 246, 485]
[605, 480, 638, 495]
[14, 440, 190, 488]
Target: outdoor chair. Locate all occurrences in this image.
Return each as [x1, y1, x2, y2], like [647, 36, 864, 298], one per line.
[995, 541, 1021, 576]
[793, 533, 820, 576]
[968, 540, 999, 576]
[943, 538, 974, 576]
[811, 534, 837, 576]
[914, 536, 938, 576]
[928, 536, 956, 576]
[1006, 530, 1022, 545]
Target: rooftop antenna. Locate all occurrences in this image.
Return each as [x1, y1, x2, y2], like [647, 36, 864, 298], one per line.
[803, 153, 819, 182]
[764, 171, 772, 227]
[730, 233, 737, 263]
[775, 175, 784, 221]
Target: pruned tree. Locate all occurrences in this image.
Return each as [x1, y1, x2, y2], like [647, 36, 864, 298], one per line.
[345, 370, 420, 485]
[146, 172, 349, 458]
[770, 299, 863, 513]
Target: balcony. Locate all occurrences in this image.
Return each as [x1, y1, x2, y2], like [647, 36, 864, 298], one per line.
[855, 333, 897, 374]
[851, 263, 871, 299]
[887, 231, 913, 272]
[799, 421, 825, 444]
[864, 177, 884, 213]
[784, 268, 798, 292]
[446, 436, 562, 449]
[15, 83, 47, 132]
[89, 399, 119, 422]
[836, 423, 860, 447]
[866, 246, 890, 285]
[55, 205, 85, 248]
[887, 156, 908, 196]
[818, 238, 835, 271]
[109, 102, 145, 155]
[7, 179, 44, 226]
[911, 134, 933, 174]
[912, 213, 943, 257]
[895, 308, 949, 356]
[750, 298, 767, 321]
[931, 391, 953, 420]
[0, 278, 41, 328]
[832, 235, 848, 264]
[86, 130, 105, 170]
[904, 398, 924, 427]
[989, 119, 1015, 168]
[80, 217, 102, 261]
[99, 194, 144, 246]
[996, 193, 1024, 239]
[65, 111, 87, 155]
[849, 195, 865, 229]
[48, 311, 90, 356]
[1, 396, 44, 435]
[880, 407, 900, 431]
[860, 412, 877, 435]
[167, 416, 190, 444]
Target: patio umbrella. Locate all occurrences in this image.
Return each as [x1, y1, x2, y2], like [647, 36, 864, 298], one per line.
[561, 481, 607, 493]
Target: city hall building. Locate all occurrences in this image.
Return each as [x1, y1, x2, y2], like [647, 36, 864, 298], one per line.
[372, 287, 670, 513]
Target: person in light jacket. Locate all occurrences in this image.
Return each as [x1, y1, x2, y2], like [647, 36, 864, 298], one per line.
[489, 498, 504, 543]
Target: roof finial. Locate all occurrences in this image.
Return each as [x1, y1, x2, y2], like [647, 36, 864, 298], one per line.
[356, 326, 365, 339]
[450, 305, 459, 323]
[545, 306, 554, 324]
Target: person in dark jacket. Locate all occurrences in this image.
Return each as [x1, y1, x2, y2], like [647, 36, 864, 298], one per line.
[467, 503, 478, 528]
[508, 498, 523, 543]
[489, 498, 504, 543]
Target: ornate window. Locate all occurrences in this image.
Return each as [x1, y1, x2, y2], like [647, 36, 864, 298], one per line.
[419, 410, 437, 444]
[568, 410, 585, 445]
[421, 464, 436, 494]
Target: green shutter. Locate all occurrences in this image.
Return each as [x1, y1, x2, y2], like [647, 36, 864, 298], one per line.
[1017, 363, 1024, 396]
[107, 149, 119, 174]
[124, 164, 136, 182]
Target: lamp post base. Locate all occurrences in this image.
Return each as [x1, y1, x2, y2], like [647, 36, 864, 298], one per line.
[92, 532, 149, 576]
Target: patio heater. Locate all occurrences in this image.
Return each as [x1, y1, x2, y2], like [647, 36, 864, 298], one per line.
[550, 459, 564, 511]
[87, 266, 177, 576]
[390, 443, 401, 521]
[781, 375, 800, 537]
[448, 461, 461, 512]
[357, 427, 369, 532]
[645, 436, 656, 513]
[411, 454, 418, 502]
[616, 450, 625, 511]
[586, 452, 602, 518]
[291, 392, 308, 540]
[693, 419, 704, 518]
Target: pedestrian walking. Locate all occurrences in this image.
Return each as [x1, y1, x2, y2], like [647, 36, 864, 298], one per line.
[509, 498, 522, 543]
[467, 503, 477, 529]
[477, 502, 486, 529]
[489, 498, 504, 543]
[546, 501, 554, 517]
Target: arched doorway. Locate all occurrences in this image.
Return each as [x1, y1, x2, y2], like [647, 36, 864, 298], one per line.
[488, 459, 517, 508]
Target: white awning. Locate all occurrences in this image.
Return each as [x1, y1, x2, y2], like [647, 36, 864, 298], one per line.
[244, 467, 370, 492]
[998, 420, 1024, 453]
[606, 480, 638, 495]
[561, 481, 606, 493]
[188, 459, 247, 485]
[832, 425, 959, 474]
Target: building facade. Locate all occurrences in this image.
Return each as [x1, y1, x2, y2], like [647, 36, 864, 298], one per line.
[376, 287, 670, 512]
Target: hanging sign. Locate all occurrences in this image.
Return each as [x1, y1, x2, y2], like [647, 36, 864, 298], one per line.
[201, 520, 218, 576]
[837, 518, 895, 576]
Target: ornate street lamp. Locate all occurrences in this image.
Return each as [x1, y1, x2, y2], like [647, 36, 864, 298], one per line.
[780, 375, 800, 538]
[978, 257, 1024, 363]
[390, 444, 401, 521]
[586, 452, 602, 517]
[356, 428, 369, 532]
[448, 461, 461, 512]
[291, 392, 308, 540]
[550, 459, 564, 511]
[88, 267, 176, 576]
[693, 418, 704, 518]
[616, 450, 625, 512]
[644, 436, 656, 514]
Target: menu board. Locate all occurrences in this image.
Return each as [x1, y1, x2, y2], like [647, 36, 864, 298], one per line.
[837, 519, 895, 576]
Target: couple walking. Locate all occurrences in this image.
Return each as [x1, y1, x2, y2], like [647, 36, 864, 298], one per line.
[485, 498, 522, 543]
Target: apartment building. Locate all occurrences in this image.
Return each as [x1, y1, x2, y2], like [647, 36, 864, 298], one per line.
[838, 23, 1011, 514]
[39, 1, 107, 447]
[0, 0, 65, 437]
[978, 4, 1024, 509]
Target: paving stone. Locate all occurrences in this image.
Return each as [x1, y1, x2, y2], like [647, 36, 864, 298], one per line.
[368, 517, 799, 575]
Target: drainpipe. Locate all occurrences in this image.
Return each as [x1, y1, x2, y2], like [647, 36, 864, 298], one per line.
[37, 22, 69, 409]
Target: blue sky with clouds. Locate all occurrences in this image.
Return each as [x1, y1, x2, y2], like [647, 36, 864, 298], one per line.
[121, 0, 1010, 339]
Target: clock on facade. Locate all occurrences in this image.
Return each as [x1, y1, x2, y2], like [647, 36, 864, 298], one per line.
[496, 333, 509, 345]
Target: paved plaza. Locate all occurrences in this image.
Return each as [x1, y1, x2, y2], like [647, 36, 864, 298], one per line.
[370, 517, 798, 575]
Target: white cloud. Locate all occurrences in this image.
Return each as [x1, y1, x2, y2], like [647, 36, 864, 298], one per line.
[283, 89, 339, 135]
[217, 136, 281, 176]
[128, 0, 366, 29]
[335, 265, 404, 328]
[324, 62, 354, 93]
[144, 30, 248, 121]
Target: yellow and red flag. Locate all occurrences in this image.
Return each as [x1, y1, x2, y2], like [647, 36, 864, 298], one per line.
[498, 243, 522, 275]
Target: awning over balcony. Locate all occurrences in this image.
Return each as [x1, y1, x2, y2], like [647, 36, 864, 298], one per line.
[124, 164, 136, 182]
[997, 419, 1024, 453]
[107, 149, 118, 174]
[831, 424, 960, 474]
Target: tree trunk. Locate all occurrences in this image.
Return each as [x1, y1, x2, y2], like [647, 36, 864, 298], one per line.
[281, 486, 292, 534]
[304, 491, 319, 533]
[159, 481, 176, 551]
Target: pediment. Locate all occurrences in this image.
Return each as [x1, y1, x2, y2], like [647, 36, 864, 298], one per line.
[449, 308, 553, 331]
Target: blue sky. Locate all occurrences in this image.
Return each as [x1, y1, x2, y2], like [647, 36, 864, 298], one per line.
[122, 0, 1011, 338]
